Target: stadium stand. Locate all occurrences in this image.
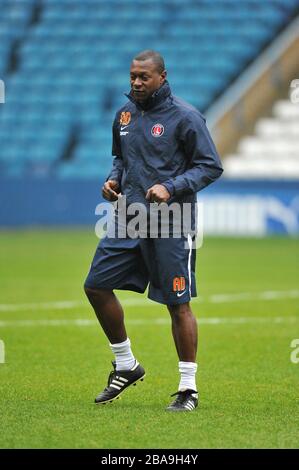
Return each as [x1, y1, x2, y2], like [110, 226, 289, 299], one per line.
[0, 0, 298, 178]
[224, 98, 299, 179]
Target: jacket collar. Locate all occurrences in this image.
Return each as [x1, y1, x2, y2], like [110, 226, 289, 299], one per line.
[125, 81, 171, 111]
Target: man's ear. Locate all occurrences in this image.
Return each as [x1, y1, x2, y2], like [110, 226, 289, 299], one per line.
[160, 70, 167, 85]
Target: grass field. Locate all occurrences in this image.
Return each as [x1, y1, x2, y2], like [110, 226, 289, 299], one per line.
[0, 230, 298, 449]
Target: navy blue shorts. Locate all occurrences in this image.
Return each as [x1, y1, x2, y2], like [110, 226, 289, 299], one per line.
[84, 233, 197, 305]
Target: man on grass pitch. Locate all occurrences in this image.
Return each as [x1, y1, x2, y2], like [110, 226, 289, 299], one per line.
[84, 50, 223, 411]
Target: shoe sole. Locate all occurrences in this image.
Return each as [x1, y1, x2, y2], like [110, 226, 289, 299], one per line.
[165, 406, 198, 412]
[95, 374, 146, 405]
[166, 402, 198, 412]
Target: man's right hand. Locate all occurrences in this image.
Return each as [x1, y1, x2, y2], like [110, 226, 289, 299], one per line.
[102, 180, 121, 201]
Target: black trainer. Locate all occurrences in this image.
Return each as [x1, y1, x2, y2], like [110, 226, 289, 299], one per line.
[166, 389, 198, 412]
[95, 360, 146, 405]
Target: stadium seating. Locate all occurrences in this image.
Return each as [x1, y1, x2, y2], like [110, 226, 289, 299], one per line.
[0, 0, 298, 178]
[224, 98, 299, 179]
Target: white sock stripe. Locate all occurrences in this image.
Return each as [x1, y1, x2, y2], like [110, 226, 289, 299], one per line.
[110, 384, 121, 390]
[109, 337, 136, 371]
[179, 361, 197, 393]
[109, 338, 131, 349]
[179, 361, 198, 372]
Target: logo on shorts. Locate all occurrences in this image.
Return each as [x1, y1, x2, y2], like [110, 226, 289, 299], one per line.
[151, 123, 164, 137]
[120, 111, 131, 126]
[173, 276, 186, 292]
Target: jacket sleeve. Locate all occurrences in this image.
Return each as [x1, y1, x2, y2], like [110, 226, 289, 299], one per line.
[162, 111, 223, 197]
[106, 114, 124, 183]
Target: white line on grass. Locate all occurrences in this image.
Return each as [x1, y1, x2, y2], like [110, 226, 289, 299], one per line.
[0, 316, 298, 328]
[210, 290, 299, 303]
[0, 300, 84, 312]
[0, 289, 298, 313]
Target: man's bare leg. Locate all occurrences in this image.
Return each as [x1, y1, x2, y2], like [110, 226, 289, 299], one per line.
[84, 287, 127, 344]
[167, 302, 198, 362]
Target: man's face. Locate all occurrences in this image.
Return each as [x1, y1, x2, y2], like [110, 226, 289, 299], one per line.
[130, 59, 166, 102]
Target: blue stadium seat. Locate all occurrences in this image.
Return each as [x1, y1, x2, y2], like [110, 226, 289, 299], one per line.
[0, 0, 298, 179]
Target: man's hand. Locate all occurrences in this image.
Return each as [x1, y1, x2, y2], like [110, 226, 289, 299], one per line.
[145, 184, 171, 203]
[102, 180, 121, 201]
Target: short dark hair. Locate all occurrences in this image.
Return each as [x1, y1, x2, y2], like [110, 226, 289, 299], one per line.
[133, 50, 165, 74]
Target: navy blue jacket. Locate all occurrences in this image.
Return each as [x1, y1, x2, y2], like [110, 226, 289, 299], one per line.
[107, 81, 223, 206]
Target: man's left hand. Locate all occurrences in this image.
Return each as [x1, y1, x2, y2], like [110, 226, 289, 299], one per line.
[145, 184, 171, 203]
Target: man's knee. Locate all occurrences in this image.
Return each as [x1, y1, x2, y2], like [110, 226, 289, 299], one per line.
[84, 285, 112, 303]
[84, 285, 96, 299]
[167, 302, 191, 318]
